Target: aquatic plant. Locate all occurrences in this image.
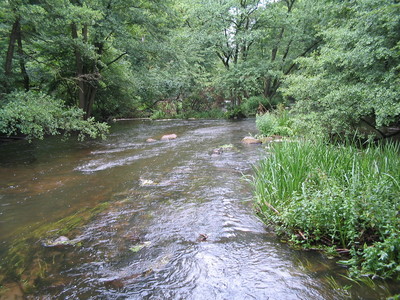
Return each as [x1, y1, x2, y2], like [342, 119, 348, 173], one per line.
[252, 138, 400, 279]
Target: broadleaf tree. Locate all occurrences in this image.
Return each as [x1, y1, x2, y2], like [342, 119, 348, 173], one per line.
[283, 0, 400, 137]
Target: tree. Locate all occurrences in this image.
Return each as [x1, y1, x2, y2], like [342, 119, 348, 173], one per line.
[284, 0, 400, 137]
[1, 0, 34, 93]
[177, 0, 320, 109]
[36, 0, 172, 119]
[180, 0, 263, 105]
[0, 0, 176, 119]
[256, 0, 320, 100]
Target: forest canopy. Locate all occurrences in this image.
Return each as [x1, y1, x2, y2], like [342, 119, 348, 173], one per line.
[0, 0, 399, 139]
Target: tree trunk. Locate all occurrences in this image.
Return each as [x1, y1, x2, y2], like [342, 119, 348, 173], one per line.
[263, 77, 271, 98]
[71, 23, 86, 112]
[85, 85, 97, 118]
[71, 23, 102, 119]
[16, 21, 29, 91]
[4, 18, 30, 91]
[4, 19, 20, 76]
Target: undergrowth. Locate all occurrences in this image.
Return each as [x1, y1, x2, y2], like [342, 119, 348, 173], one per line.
[252, 138, 400, 280]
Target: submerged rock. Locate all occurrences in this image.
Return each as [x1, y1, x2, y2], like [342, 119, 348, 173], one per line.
[42, 236, 75, 248]
[139, 178, 155, 186]
[161, 134, 177, 140]
[220, 144, 235, 150]
[197, 233, 208, 242]
[129, 241, 151, 253]
[210, 148, 223, 156]
[241, 136, 262, 144]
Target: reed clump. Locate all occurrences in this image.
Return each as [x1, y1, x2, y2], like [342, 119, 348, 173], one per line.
[252, 138, 400, 279]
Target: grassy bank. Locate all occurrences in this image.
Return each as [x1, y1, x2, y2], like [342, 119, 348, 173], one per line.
[252, 138, 400, 280]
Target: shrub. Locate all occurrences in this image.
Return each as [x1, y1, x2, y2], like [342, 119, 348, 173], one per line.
[150, 109, 167, 120]
[178, 109, 225, 119]
[242, 96, 270, 116]
[225, 106, 246, 119]
[0, 90, 109, 140]
[242, 95, 284, 116]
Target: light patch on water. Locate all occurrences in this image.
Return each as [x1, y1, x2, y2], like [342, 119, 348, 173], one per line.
[75, 153, 156, 173]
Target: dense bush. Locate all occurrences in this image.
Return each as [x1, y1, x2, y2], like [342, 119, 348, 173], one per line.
[242, 96, 274, 116]
[252, 139, 400, 279]
[0, 91, 109, 140]
[256, 105, 294, 136]
[225, 106, 246, 119]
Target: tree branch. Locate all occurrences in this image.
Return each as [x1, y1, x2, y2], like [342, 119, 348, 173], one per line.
[100, 52, 128, 70]
[284, 39, 321, 75]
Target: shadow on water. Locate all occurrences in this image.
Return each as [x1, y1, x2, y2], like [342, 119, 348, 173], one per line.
[0, 119, 399, 299]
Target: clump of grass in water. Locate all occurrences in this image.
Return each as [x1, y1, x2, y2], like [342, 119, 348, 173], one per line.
[252, 138, 400, 280]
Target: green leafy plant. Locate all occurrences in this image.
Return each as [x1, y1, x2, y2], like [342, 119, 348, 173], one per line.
[150, 109, 167, 120]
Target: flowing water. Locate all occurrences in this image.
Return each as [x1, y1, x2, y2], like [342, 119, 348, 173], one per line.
[0, 119, 398, 299]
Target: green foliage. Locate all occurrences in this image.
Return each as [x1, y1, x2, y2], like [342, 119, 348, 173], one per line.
[225, 105, 246, 119]
[252, 138, 400, 279]
[150, 109, 167, 120]
[283, 0, 400, 136]
[359, 231, 400, 279]
[242, 95, 281, 116]
[0, 90, 109, 140]
[0, 0, 180, 120]
[256, 105, 294, 136]
[179, 0, 320, 107]
[242, 96, 265, 116]
[0, 0, 322, 123]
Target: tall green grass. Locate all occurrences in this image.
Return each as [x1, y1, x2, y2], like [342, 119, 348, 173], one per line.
[252, 138, 400, 279]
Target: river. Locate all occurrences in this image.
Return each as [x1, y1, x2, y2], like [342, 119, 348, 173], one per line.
[0, 119, 398, 299]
